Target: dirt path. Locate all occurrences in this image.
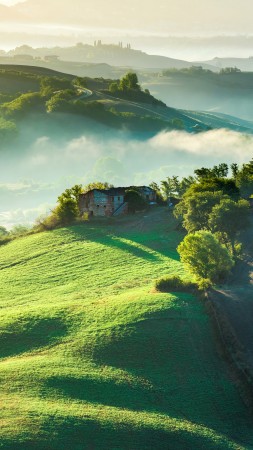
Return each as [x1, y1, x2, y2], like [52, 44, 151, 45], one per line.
[208, 232, 253, 407]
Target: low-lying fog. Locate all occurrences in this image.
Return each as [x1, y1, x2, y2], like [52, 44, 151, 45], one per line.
[1, 121, 253, 229]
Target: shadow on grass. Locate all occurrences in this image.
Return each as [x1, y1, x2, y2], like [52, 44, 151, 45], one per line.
[61, 306, 251, 444]
[0, 318, 68, 359]
[2, 309, 251, 449]
[68, 225, 181, 263]
[41, 308, 197, 420]
[0, 413, 236, 450]
[43, 374, 161, 413]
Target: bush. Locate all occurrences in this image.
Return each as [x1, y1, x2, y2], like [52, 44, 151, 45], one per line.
[155, 275, 197, 293]
[35, 213, 61, 232]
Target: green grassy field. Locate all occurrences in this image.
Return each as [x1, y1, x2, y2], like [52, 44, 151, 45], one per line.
[0, 209, 252, 449]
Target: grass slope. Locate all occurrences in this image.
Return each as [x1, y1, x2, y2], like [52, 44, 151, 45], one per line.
[0, 209, 252, 449]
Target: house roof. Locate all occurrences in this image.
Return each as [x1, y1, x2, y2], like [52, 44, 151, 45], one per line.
[80, 186, 156, 198]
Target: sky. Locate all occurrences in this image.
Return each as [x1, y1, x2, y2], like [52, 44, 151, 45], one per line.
[0, 0, 252, 59]
[0, 0, 252, 35]
[0, 1, 20, 4]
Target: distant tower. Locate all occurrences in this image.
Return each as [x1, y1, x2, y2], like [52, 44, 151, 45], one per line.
[94, 40, 97, 47]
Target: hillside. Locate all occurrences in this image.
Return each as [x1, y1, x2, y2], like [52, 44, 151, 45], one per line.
[2, 43, 215, 70]
[144, 69, 253, 122]
[204, 57, 253, 72]
[0, 208, 253, 449]
[1, 65, 253, 138]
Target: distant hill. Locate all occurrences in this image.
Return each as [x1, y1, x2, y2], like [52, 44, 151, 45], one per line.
[203, 56, 253, 72]
[144, 68, 253, 122]
[0, 64, 252, 137]
[1, 43, 216, 70]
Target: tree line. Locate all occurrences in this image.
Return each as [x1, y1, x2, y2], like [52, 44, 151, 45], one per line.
[152, 161, 253, 289]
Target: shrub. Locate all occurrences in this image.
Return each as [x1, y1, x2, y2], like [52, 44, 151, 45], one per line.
[155, 275, 197, 293]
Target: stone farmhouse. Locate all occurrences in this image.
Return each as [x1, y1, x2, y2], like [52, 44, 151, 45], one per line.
[79, 186, 156, 217]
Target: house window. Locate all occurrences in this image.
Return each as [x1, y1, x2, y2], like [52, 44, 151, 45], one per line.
[118, 196, 121, 201]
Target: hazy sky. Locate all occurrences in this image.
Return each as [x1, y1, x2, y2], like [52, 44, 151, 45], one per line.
[0, 1, 20, 4]
[0, 1, 252, 59]
[0, 0, 252, 35]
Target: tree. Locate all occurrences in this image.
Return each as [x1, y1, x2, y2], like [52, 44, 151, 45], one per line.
[149, 182, 165, 204]
[231, 163, 239, 178]
[73, 77, 87, 88]
[178, 176, 195, 196]
[55, 184, 83, 224]
[109, 82, 119, 94]
[178, 231, 234, 286]
[235, 161, 253, 197]
[174, 190, 225, 233]
[177, 177, 239, 200]
[125, 189, 147, 213]
[10, 225, 30, 236]
[160, 176, 180, 201]
[119, 72, 140, 91]
[83, 181, 113, 193]
[0, 226, 8, 236]
[58, 184, 83, 205]
[208, 198, 250, 254]
[55, 198, 79, 225]
[40, 76, 71, 97]
[195, 163, 229, 180]
[194, 167, 213, 179]
[212, 163, 229, 178]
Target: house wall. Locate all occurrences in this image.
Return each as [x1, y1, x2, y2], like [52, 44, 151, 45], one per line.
[79, 191, 125, 217]
[139, 187, 157, 203]
[79, 187, 156, 217]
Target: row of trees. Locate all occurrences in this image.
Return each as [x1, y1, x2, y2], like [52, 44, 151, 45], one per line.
[151, 161, 252, 288]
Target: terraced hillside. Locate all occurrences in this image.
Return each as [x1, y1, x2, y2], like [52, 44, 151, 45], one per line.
[0, 209, 253, 449]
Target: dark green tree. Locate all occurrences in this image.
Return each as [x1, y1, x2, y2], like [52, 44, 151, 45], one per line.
[55, 198, 79, 225]
[119, 72, 140, 91]
[174, 190, 226, 233]
[58, 185, 83, 205]
[178, 231, 234, 286]
[0, 226, 8, 236]
[208, 198, 250, 255]
[125, 189, 147, 213]
[231, 163, 239, 178]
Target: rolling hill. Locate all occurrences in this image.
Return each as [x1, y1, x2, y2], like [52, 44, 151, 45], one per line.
[203, 57, 253, 72]
[1, 64, 253, 137]
[0, 208, 253, 449]
[143, 69, 253, 122]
